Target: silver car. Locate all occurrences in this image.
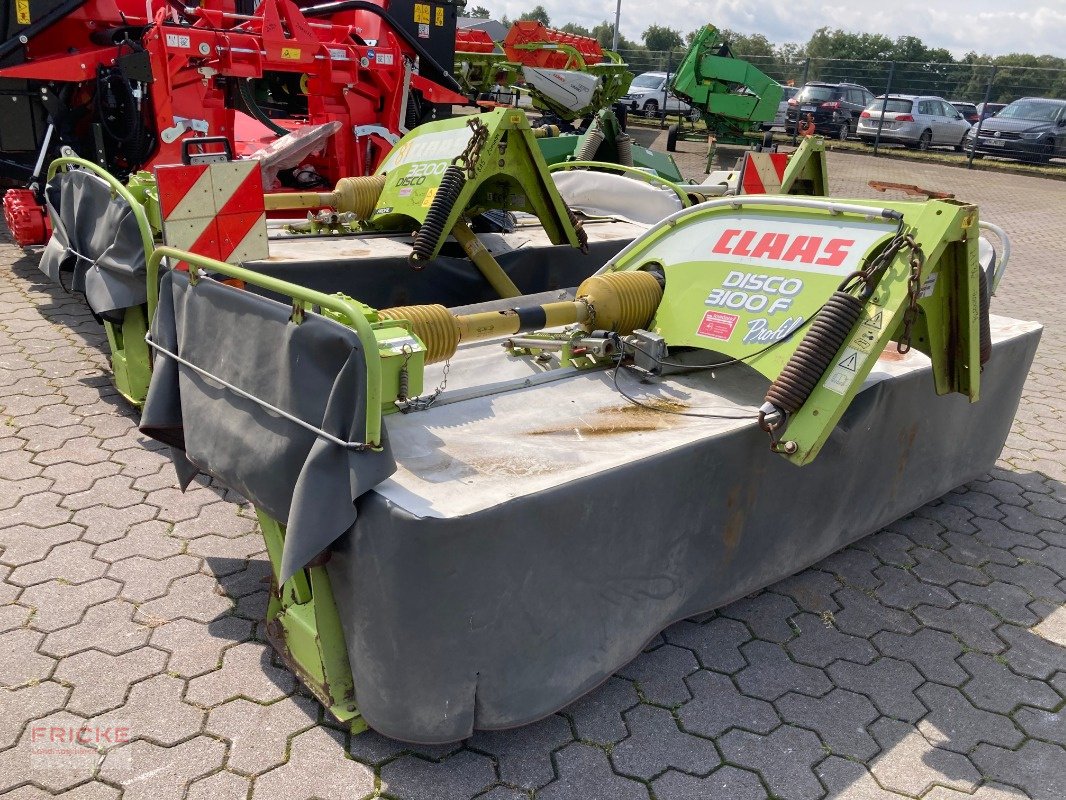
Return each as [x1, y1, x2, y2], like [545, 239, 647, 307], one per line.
[857, 95, 972, 151]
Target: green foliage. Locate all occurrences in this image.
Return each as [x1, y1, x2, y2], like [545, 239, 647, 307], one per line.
[518, 5, 551, 26]
[468, 5, 490, 19]
[642, 25, 683, 54]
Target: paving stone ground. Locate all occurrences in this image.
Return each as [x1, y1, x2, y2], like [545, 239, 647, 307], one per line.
[2, 144, 1064, 799]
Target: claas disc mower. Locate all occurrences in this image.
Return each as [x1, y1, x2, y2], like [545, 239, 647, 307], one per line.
[137, 187, 1037, 742]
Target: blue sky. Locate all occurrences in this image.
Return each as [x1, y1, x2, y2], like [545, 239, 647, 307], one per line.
[478, 1, 1066, 58]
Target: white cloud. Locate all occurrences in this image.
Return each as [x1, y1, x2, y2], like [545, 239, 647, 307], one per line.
[477, 0, 1066, 58]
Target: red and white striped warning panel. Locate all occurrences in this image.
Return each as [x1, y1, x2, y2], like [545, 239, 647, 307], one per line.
[740, 152, 789, 195]
[155, 161, 268, 264]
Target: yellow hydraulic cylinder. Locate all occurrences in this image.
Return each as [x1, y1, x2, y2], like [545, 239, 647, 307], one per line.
[450, 221, 522, 299]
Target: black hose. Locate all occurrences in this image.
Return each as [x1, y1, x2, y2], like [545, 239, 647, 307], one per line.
[299, 0, 462, 93]
[765, 291, 864, 414]
[237, 79, 290, 137]
[410, 165, 465, 267]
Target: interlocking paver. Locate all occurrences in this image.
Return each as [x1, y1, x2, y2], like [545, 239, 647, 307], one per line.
[775, 688, 879, 760]
[185, 641, 297, 706]
[0, 628, 56, 687]
[97, 736, 227, 800]
[41, 599, 149, 657]
[817, 756, 904, 800]
[18, 577, 121, 631]
[678, 670, 780, 738]
[872, 628, 968, 684]
[830, 587, 919, 638]
[562, 675, 639, 745]
[617, 644, 698, 706]
[0, 681, 69, 749]
[873, 564, 958, 610]
[868, 717, 980, 796]
[1013, 706, 1066, 741]
[95, 674, 204, 747]
[718, 725, 825, 800]
[917, 683, 1024, 754]
[734, 640, 832, 701]
[0, 522, 83, 567]
[187, 770, 252, 800]
[924, 783, 1029, 799]
[379, 748, 495, 800]
[538, 742, 648, 800]
[786, 612, 878, 668]
[721, 593, 799, 643]
[610, 704, 719, 781]
[136, 572, 234, 623]
[53, 647, 168, 716]
[996, 619, 1066, 679]
[663, 617, 751, 673]
[0, 710, 98, 793]
[913, 602, 1007, 653]
[206, 694, 320, 775]
[959, 651, 1061, 714]
[468, 714, 571, 789]
[972, 739, 1066, 800]
[149, 616, 254, 678]
[106, 553, 201, 603]
[651, 766, 768, 800]
[826, 657, 927, 722]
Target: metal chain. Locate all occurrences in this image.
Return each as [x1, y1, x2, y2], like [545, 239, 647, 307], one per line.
[452, 118, 489, 180]
[397, 359, 451, 413]
[897, 234, 925, 354]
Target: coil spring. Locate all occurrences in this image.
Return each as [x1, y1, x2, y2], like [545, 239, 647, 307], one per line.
[978, 268, 992, 365]
[410, 165, 466, 268]
[566, 205, 589, 254]
[615, 132, 634, 167]
[765, 291, 864, 414]
[575, 123, 605, 162]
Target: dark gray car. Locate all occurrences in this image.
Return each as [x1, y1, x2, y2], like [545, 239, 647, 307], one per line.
[965, 98, 1066, 163]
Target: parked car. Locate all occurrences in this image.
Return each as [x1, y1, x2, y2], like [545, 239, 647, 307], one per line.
[964, 97, 1066, 163]
[976, 102, 1007, 120]
[763, 85, 799, 130]
[857, 95, 972, 151]
[785, 82, 875, 139]
[950, 101, 980, 124]
[620, 72, 698, 119]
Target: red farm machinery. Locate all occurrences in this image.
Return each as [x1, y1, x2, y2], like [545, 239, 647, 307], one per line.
[1, 0, 467, 245]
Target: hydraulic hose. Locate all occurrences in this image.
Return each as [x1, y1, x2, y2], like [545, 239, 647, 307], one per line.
[237, 80, 290, 138]
[298, 0, 462, 94]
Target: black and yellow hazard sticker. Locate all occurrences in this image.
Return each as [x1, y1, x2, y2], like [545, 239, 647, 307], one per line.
[16, 0, 31, 24]
[413, 3, 430, 24]
[435, 6, 444, 25]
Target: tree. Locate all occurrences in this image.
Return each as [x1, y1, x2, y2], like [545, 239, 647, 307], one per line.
[518, 5, 550, 26]
[643, 25, 683, 53]
[560, 22, 593, 37]
[468, 5, 490, 18]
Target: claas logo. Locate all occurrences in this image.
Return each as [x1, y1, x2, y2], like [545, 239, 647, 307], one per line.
[712, 229, 856, 268]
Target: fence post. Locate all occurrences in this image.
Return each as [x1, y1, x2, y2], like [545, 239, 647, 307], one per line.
[873, 61, 895, 157]
[792, 58, 811, 146]
[967, 65, 997, 169]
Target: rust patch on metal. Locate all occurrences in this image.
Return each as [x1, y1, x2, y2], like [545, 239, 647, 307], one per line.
[877, 349, 908, 362]
[527, 402, 683, 438]
[722, 485, 745, 555]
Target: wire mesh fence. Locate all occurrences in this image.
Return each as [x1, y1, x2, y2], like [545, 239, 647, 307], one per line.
[617, 51, 1066, 105]
[613, 50, 1066, 170]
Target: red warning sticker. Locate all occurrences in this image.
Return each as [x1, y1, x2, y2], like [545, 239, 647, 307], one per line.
[697, 311, 739, 341]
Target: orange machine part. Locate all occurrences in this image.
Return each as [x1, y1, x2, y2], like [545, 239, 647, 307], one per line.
[502, 21, 605, 68]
